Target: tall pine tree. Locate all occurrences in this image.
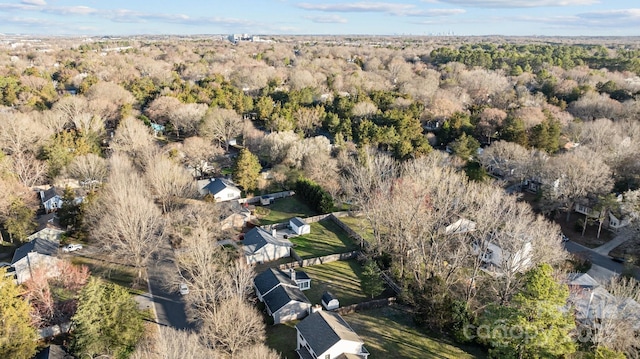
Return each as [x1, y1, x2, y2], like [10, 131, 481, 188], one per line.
[0, 268, 37, 359]
[477, 263, 576, 358]
[232, 148, 261, 192]
[71, 278, 144, 359]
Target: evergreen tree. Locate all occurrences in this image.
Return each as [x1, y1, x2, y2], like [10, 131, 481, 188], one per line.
[477, 264, 576, 359]
[58, 187, 82, 230]
[5, 197, 35, 244]
[71, 278, 144, 359]
[0, 268, 38, 359]
[232, 148, 262, 192]
[361, 260, 384, 299]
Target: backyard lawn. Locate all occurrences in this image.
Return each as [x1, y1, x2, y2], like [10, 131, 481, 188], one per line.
[290, 219, 359, 259]
[297, 259, 373, 307]
[259, 196, 317, 225]
[265, 321, 298, 359]
[336, 215, 376, 243]
[346, 306, 487, 359]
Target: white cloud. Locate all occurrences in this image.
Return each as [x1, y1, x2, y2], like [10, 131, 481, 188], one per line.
[21, 0, 46, 5]
[304, 14, 348, 23]
[431, 0, 599, 7]
[296, 2, 464, 17]
[296, 2, 416, 15]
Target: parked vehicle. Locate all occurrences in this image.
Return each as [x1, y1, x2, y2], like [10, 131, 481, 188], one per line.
[179, 282, 189, 295]
[62, 244, 83, 253]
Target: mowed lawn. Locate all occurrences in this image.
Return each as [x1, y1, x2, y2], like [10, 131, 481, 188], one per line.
[290, 219, 359, 259]
[265, 321, 298, 359]
[346, 306, 487, 359]
[298, 259, 371, 307]
[336, 215, 376, 243]
[260, 196, 317, 225]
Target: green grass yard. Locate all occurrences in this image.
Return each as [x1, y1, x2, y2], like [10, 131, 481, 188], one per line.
[265, 321, 298, 359]
[290, 219, 359, 259]
[336, 215, 376, 243]
[346, 306, 487, 359]
[297, 259, 370, 307]
[260, 196, 318, 225]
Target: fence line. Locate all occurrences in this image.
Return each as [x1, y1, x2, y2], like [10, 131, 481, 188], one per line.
[279, 250, 361, 269]
[336, 297, 397, 315]
[239, 190, 295, 204]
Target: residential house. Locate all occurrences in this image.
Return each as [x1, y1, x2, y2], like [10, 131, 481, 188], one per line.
[11, 237, 61, 284]
[443, 217, 476, 236]
[28, 213, 65, 242]
[200, 178, 242, 202]
[254, 268, 312, 324]
[40, 187, 63, 213]
[39, 187, 83, 213]
[295, 310, 369, 359]
[254, 268, 312, 301]
[474, 238, 533, 273]
[321, 291, 339, 310]
[290, 217, 311, 235]
[217, 201, 252, 231]
[243, 227, 293, 265]
[608, 212, 631, 232]
[567, 273, 640, 331]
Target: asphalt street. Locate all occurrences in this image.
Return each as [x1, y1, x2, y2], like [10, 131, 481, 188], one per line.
[146, 246, 195, 330]
[564, 240, 640, 281]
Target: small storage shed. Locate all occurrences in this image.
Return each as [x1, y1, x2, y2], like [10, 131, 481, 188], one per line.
[290, 217, 310, 235]
[321, 291, 339, 310]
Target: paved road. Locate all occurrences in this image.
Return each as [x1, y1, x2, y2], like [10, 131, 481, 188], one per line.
[564, 240, 640, 281]
[147, 245, 195, 330]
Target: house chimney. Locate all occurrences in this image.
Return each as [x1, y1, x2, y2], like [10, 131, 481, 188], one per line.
[309, 304, 322, 314]
[272, 228, 277, 237]
[290, 268, 296, 281]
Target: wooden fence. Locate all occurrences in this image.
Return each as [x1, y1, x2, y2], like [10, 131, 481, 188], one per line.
[336, 297, 397, 315]
[239, 190, 295, 204]
[279, 250, 361, 269]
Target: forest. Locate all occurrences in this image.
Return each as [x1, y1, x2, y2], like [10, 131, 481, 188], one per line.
[0, 34, 639, 359]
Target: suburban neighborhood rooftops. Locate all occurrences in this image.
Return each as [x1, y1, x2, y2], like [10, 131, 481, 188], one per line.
[243, 227, 293, 254]
[296, 310, 363, 356]
[11, 237, 59, 264]
[263, 283, 310, 314]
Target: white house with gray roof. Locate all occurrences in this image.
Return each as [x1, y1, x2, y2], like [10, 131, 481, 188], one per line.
[254, 268, 312, 324]
[11, 237, 61, 284]
[290, 217, 310, 235]
[243, 227, 293, 265]
[200, 178, 242, 202]
[295, 310, 369, 359]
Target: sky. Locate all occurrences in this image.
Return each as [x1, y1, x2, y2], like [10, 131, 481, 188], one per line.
[0, 0, 638, 37]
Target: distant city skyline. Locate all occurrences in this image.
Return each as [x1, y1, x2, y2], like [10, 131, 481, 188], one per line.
[0, 0, 638, 37]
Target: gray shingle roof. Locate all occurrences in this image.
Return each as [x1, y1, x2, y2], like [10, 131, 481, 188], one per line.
[40, 187, 61, 203]
[263, 284, 310, 314]
[290, 217, 307, 228]
[296, 311, 363, 356]
[321, 291, 337, 304]
[254, 268, 296, 296]
[243, 227, 292, 254]
[11, 237, 59, 264]
[203, 178, 239, 195]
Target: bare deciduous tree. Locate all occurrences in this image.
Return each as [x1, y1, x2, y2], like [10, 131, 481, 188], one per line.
[145, 152, 197, 213]
[67, 153, 108, 190]
[110, 116, 156, 167]
[199, 108, 243, 151]
[85, 153, 164, 281]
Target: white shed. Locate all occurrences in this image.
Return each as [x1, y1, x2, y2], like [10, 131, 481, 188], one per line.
[290, 217, 310, 235]
[321, 291, 339, 310]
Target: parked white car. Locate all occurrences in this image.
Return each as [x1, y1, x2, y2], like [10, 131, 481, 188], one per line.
[179, 282, 189, 295]
[62, 244, 83, 253]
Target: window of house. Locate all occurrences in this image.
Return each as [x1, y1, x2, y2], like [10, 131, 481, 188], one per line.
[325, 355, 330, 359]
[228, 192, 235, 198]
